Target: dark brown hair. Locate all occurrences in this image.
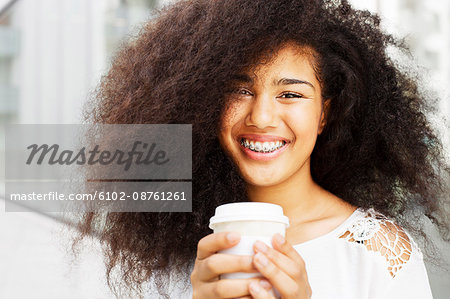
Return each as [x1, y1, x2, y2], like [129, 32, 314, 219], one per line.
[74, 0, 450, 297]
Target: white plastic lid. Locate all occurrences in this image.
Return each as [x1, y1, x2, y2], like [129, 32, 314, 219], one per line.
[209, 202, 289, 229]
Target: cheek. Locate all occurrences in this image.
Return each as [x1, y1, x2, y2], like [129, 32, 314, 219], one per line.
[217, 120, 230, 152]
[218, 113, 235, 141]
[286, 108, 321, 142]
[218, 103, 243, 147]
[220, 101, 246, 130]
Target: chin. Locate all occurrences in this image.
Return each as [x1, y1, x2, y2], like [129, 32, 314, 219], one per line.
[241, 173, 284, 187]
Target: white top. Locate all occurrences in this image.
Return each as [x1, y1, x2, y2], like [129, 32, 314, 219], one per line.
[148, 208, 434, 298]
[292, 207, 433, 299]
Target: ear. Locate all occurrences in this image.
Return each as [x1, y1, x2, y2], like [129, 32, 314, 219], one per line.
[318, 99, 330, 135]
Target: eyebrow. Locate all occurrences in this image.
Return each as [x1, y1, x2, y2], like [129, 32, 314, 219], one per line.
[231, 74, 315, 90]
[274, 78, 315, 90]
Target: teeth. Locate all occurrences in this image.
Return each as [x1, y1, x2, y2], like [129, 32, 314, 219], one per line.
[241, 138, 286, 153]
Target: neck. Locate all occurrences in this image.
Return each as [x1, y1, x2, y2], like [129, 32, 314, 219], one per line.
[246, 160, 330, 223]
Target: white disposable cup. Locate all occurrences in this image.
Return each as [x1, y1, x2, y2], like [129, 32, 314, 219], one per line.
[209, 202, 289, 281]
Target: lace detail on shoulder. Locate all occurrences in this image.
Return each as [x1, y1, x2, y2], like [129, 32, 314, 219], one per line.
[338, 208, 418, 278]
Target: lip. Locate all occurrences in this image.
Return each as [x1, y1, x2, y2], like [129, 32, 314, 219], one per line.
[237, 134, 291, 143]
[237, 137, 290, 161]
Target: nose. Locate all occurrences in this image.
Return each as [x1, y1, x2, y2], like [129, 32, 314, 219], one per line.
[245, 94, 279, 129]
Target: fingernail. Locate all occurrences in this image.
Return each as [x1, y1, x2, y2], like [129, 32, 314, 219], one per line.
[259, 279, 272, 289]
[250, 281, 261, 293]
[254, 240, 268, 253]
[227, 232, 240, 243]
[274, 233, 285, 245]
[255, 252, 268, 267]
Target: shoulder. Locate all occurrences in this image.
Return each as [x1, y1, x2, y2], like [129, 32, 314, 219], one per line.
[337, 208, 422, 278]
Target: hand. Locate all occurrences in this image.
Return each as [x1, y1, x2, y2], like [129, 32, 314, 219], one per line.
[249, 234, 312, 299]
[190, 231, 273, 298]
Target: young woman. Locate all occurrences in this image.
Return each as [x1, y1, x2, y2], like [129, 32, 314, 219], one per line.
[75, 0, 449, 298]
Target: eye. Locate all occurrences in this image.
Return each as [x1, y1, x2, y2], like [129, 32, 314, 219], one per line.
[233, 88, 253, 96]
[279, 92, 303, 99]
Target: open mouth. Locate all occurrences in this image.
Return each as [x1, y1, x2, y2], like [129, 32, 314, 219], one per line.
[239, 138, 288, 153]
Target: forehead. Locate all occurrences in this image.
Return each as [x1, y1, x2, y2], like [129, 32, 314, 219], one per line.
[239, 43, 319, 83]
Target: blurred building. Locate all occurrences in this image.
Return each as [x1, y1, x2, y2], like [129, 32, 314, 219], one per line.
[0, 0, 158, 124]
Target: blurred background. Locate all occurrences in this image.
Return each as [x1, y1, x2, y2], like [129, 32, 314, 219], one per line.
[0, 0, 448, 298]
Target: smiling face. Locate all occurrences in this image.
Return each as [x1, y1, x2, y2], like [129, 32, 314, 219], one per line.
[218, 43, 328, 187]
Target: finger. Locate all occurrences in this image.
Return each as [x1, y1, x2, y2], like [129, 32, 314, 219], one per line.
[203, 277, 271, 298]
[198, 253, 258, 281]
[253, 240, 303, 281]
[258, 278, 273, 292]
[249, 281, 276, 299]
[253, 252, 298, 297]
[235, 279, 272, 299]
[197, 232, 241, 260]
[271, 233, 306, 268]
[258, 278, 273, 290]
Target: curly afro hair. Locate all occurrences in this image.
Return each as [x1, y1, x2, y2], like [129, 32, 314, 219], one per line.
[74, 0, 450, 297]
